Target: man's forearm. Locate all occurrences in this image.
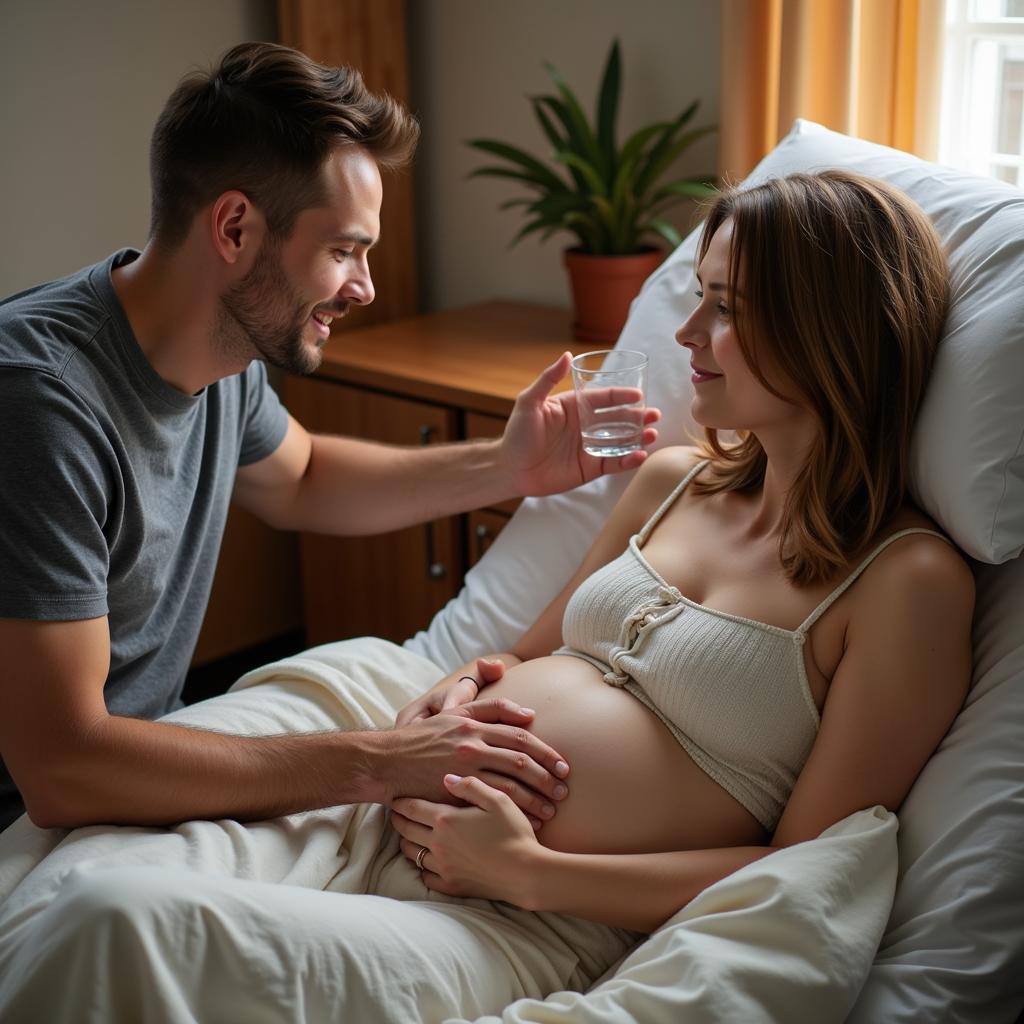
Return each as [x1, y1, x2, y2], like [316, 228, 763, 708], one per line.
[285, 434, 518, 535]
[27, 714, 390, 830]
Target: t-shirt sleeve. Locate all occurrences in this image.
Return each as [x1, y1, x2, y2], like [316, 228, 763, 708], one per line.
[0, 369, 113, 620]
[237, 360, 290, 467]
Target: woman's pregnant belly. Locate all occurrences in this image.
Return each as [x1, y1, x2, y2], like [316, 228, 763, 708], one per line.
[481, 655, 766, 855]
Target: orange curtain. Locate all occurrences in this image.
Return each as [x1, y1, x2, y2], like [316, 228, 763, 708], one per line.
[719, 0, 945, 181]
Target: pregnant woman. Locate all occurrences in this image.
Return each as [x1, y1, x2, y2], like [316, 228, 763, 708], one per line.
[0, 171, 974, 1023]
[391, 170, 972, 930]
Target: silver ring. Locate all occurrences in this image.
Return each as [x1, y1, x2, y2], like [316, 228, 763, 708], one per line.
[415, 845, 428, 871]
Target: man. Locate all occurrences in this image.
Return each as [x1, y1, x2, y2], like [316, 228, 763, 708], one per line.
[0, 42, 656, 833]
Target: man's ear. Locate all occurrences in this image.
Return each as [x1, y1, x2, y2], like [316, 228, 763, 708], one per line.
[210, 191, 265, 266]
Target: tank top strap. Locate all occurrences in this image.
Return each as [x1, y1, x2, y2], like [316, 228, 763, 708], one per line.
[636, 458, 711, 545]
[796, 527, 951, 634]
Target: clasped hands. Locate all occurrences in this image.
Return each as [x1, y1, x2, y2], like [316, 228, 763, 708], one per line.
[390, 657, 562, 903]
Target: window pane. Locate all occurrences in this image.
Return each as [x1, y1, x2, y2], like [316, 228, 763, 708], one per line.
[964, 40, 1024, 171]
[971, 0, 1024, 20]
[965, 40, 1000, 173]
[992, 163, 1021, 184]
[997, 58, 1024, 153]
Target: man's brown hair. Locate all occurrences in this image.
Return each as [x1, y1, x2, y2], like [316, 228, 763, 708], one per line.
[149, 41, 419, 249]
[691, 171, 950, 585]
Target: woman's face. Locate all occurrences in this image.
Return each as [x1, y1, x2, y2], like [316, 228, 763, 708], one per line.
[675, 218, 801, 434]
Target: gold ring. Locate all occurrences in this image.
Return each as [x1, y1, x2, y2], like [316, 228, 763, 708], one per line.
[415, 845, 428, 871]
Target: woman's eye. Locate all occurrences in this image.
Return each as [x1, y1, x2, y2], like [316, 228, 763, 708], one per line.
[694, 289, 704, 300]
[717, 303, 729, 317]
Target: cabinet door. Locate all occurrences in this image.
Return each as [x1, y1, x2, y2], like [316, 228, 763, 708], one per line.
[286, 377, 462, 645]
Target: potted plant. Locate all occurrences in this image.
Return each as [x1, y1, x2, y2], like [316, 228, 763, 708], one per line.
[468, 39, 717, 343]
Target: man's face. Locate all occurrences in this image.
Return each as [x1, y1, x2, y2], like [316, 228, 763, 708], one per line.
[221, 145, 382, 375]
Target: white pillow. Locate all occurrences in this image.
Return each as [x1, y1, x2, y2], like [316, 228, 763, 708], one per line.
[737, 119, 1024, 565]
[407, 118, 1024, 1022]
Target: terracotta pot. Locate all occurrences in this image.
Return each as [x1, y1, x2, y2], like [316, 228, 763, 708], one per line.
[562, 247, 665, 344]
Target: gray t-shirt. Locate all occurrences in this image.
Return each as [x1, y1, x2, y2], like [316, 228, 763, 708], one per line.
[0, 249, 290, 829]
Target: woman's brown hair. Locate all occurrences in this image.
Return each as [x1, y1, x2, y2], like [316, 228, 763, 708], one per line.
[149, 42, 419, 249]
[691, 170, 950, 585]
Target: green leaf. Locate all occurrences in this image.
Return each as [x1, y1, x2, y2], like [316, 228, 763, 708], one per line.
[634, 124, 717, 199]
[649, 174, 719, 214]
[640, 177, 719, 216]
[595, 40, 621, 177]
[543, 59, 606, 180]
[618, 121, 672, 170]
[498, 197, 535, 211]
[638, 218, 684, 251]
[526, 192, 591, 219]
[508, 216, 553, 248]
[608, 158, 638, 251]
[674, 98, 701, 132]
[534, 96, 592, 192]
[467, 139, 568, 192]
[468, 167, 572, 197]
[530, 96, 567, 154]
[564, 211, 608, 254]
[640, 100, 699, 161]
[556, 150, 610, 198]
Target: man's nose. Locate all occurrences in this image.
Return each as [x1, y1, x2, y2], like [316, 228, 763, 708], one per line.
[342, 266, 375, 307]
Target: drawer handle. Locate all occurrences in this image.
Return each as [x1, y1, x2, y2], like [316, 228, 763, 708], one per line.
[419, 424, 447, 580]
[474, 522, 492, 563]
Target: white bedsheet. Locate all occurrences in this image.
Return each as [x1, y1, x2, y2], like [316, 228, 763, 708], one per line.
[0, 638, 898, 1023]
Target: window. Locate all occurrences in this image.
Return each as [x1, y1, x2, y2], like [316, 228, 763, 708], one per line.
[941, 0, 1024, 184]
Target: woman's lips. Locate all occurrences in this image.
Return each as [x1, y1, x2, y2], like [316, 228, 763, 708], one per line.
[691, 368, 722, 384]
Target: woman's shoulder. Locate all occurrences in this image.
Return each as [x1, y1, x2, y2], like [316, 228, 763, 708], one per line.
[614, 445, 707, 533]
[851, 506, 975, 627]
[634, 444, 707, 487]
[871, 506, 967, 568]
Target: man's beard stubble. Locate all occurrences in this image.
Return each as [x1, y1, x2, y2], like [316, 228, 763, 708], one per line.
[218, 236, 323, 376]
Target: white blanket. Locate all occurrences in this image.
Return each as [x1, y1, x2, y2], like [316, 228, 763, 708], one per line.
[0, 638, 898, 1023]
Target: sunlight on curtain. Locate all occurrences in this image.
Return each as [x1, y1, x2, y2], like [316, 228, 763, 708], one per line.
[719, 0, 945, 180]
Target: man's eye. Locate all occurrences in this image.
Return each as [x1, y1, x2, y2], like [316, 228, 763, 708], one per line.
[333, 250, 354, 261]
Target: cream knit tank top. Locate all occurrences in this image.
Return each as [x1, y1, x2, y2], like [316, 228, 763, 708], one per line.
[554, 459, 948, 830]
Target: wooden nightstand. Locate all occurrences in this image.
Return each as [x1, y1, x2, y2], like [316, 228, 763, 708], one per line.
[284, 300, 580, 646]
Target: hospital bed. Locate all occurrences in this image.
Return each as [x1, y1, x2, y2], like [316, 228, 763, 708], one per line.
[1, 119, 1022, 1023]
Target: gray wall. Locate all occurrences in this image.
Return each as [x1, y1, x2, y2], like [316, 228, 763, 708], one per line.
[408, 0, 720, 311]
[0, 0, 277, 297]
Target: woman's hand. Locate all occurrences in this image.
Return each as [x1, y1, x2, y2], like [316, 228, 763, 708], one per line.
[395, 657, 508, 727]
[391, 774, 542, 905]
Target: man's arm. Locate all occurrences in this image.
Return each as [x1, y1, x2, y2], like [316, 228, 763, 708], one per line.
[232, 354, 659, 535]
[233, 414, 526, 535]
[0, 617, 571, 830]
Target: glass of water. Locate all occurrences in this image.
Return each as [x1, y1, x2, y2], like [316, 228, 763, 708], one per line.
[570, 349, 648, 457]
